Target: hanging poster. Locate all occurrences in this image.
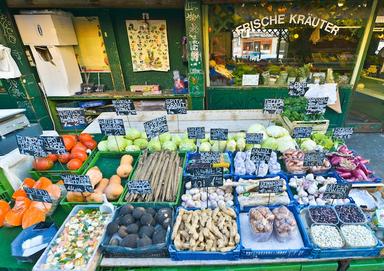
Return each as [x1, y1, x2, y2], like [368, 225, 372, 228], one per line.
[126, 20, 170, 72]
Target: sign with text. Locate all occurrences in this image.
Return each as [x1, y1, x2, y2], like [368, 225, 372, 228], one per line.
[16, 135, 46, 157]
[190, 152, 220, 164]
[303, 152, 325, 167]
[57, 108, 86, 128]
[98, 119, 126, 136]
[292, 127, 313, 139]
[288, 82, 308, 96]
[62, 174, 94, 193]
[128, 180, 152, 194]
[242, 74, 259, 86]
[144, 116, 169, 139]
[250, 148, 272, 163]
[112, 99, 137, 116]
[306, 97, 329, 115]
[186, 162, 212, 174]
[210, 128, 228, 141]
[165, 99, 187, 114]
[333, 127, 354, 140]
[323, 183, 352, 200]
[245, 133, 264, 144]
[24, 187, 52, 203]
[190, 167, 223, 188]
[263, 99, 284, 114]
[40, 136, 66, 155]
[187, 127, 205, 140]
[259, 179, 284, 194]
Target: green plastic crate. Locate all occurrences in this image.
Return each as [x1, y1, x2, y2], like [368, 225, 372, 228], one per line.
[60, 151, 140, 212]
[301, 262, 338, 271]
[119, 152, 185, 207]
[0, 168, 14, 202]
[348, 259, 384, 271]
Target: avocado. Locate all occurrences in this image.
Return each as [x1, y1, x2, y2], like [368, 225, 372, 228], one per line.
[139, 225, 155, 238]
[121, 234, 139, 248]
[162, 217, 172, 229]
[106, 222, 119, 235]
[137, 235, 152, 248]
[155, 208, 172, 224]
[140, 213, 154, 226]
[146, 207, 156, 216]
[119, 204, 134, 216]
[118, 226, 128, 238]
[126, 223, 139, 234]
[132, 207, 145, 219]
[109, 237, 120, 246]
[121, 214, 135, 225]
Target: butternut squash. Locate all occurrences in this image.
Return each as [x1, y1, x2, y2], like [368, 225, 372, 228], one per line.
[86, 178, 109, 203]
[120, 155, 133, 165]
[116, 164, 132, 178]
[66, 192, 85, 202]
[104, 175, 124, 201]
[86, 166, 103, 187]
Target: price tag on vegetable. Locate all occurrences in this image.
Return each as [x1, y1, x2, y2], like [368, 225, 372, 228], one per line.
[40, 136, 66, 155]
[303, 152, 325, 167]
[292, 127, 313, 138]
[57, 107, 87, 128]
[98, 119, 126, 136]
[333, 127, 353, 139]
[186, 162, 211, 174]
[16, 135, 46, 157]
[263, 99, 284, 114]
[190, 168, 223, 188]
[187, 127, 205, 139]
[165, 99, 187, 114]
[323, 183, 352, 200]
[112, 99, 137, 115]
[259, 179, 284, 194]
[61, 174, 94, 193]
[24, 187, 52, 203]
[210, 128, 228, 141]
[192, 152, 220, 163]
[250, 148, 272, 163]
[245, 133, 263, 144]
[306, 97, 328, 115]
[288, 82, 308, 96]
[144, 116, 169, 139]
[128, 180, 152, 194]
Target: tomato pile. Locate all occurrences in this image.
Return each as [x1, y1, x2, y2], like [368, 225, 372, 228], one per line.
[32, 133, 97, 171]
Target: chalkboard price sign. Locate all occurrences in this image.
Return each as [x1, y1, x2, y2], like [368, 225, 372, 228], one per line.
[24, 187, 52, 203]
[250, 148, 272, 163]
[192, 151, 220, 164]
[259, 180, 284, 194]
[16, 135, 46, 157]
[306, 97, 329, 115]
[190, 167, 223, 188]
[57, 108, 87, 128]
[40, 136, 66, 154]
[292, 127, 313, 139]
[333, 127, 354, 139]
[165, 99, 187, 115]
[128, 180, 152, 194]
[61, 174, 94, 193]
[98, 119, 126, 136]
[323, 183, 352, 200]
[210, 128, 228, 141]
[263, 99, 284, 114]
[186, 162, 211, 174]
[112, 99, 137, 116]
[187, 127, 205, 139]
[245, 133, 264, 144]
[303, 152, 325, 167]
[288, 82, 308, 96]
[144, 116, 169, 139]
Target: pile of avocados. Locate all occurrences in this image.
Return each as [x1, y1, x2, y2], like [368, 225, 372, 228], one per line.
[106, 204, 172, 249]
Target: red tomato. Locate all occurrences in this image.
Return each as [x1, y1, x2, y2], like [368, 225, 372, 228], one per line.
[71, 142, 87, 153]
[79, 133, 93, 144]
[82, 139, 97, 150]
[46, 154, 58, 162]
[33, 157, 54, 171]
[58, 153, 71, 164]
[62, 136, 76, 151]
[70, 150, 88, 162]
[66, 158, 83, 170]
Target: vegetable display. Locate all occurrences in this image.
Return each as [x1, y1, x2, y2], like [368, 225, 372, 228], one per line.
[340, 225, 377, 248]
[310, 225, 344, 249]
[335, 204, 366, 224]
[234, 151, 280, 176]
[282, 97, 324, 121]
[308, 206, 338, 224]
[283, 149, 331, 174]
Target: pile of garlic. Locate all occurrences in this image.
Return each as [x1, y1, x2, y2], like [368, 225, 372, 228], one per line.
[289, 174, 350, 205]
[234, 151, 281, 176]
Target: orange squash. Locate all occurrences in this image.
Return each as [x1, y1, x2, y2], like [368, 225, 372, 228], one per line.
[34, 177, 52, 190]
[22, 206, 47, 229]
[0, 200, 10, 227]
[23, 178, 36, 188]
[4, 197, 31, 227]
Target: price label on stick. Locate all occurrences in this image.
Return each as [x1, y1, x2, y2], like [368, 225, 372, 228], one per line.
[187, 127, 205, 139]
[165, 99, 187, 115]
[245, 133, 263, 144]
[303, 152, 325, 167]
[292, 127, 313, 139]
[250, 148, 272, 163]
[306, 97, 329, 115]
[323, 183, 352, 200]
[263, 99, 284, 114]
[190, 167, 223, 188]
[40, 136, 66, 154]
[128, 180, 152, 194]
[333, 127, 353, 139]
[186, 162, 211, 173]
[57, 108, 87, 128]
[16, 135, 46, 157]
[288, 82, 308, 96]
[61, 174, 94, 193]
[191, 152, 220, 163]
[259, 180, 284, 194]
[144, 116, 169, 139]
[98, 119, 126, 136]
[24, 187, 52, 203]
[112, 99, 137, 116]
[210, 128, 228, 141]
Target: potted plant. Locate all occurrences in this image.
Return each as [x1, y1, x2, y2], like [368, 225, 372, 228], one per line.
[267, 65, 281, 85]
[286, 66, 298, 84]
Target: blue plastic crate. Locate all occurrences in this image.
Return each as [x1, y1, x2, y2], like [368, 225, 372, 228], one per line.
[240, 204, 313, 259]
[184, 151, 233, 178]
[168, 207, 241, 261]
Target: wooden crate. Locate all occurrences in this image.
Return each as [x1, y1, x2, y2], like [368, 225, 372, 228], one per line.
[280, 115, 329, 134]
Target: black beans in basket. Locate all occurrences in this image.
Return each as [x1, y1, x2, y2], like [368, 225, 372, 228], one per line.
[335, 205, 365, 223]
[309, 207, 338, 224]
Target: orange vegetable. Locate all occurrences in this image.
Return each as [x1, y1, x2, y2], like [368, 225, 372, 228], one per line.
[86, 178, 109, 202]
[34, 177, 52, 190]
[79, 133, 93, 143]
[104, 175, 123, 201]
[46, 154, 58, 162]
[33, 157, 54, 171]
[82, 139, 97, 150]
[12, 189, 27, 200]
[58, 152, 71, 164]
[70, 150, 88, 162]
[0, 200, 10, 227]
[4, 197, 31, 227]
[67, 158, 83, 170]
[71, 142, 87, 153]
[62, 135, 76, 151]
[23, 178, 36, 188]
[45, 184, 61, 200]
[22, 206, 46, 229]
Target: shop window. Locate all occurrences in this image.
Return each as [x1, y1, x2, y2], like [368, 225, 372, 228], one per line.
[208, 1, 370, 86]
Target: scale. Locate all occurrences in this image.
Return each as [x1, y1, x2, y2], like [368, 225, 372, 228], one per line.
[0, 109, 30, 139]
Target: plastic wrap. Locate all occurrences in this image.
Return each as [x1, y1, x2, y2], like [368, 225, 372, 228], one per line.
[272, 206, 297, 242]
